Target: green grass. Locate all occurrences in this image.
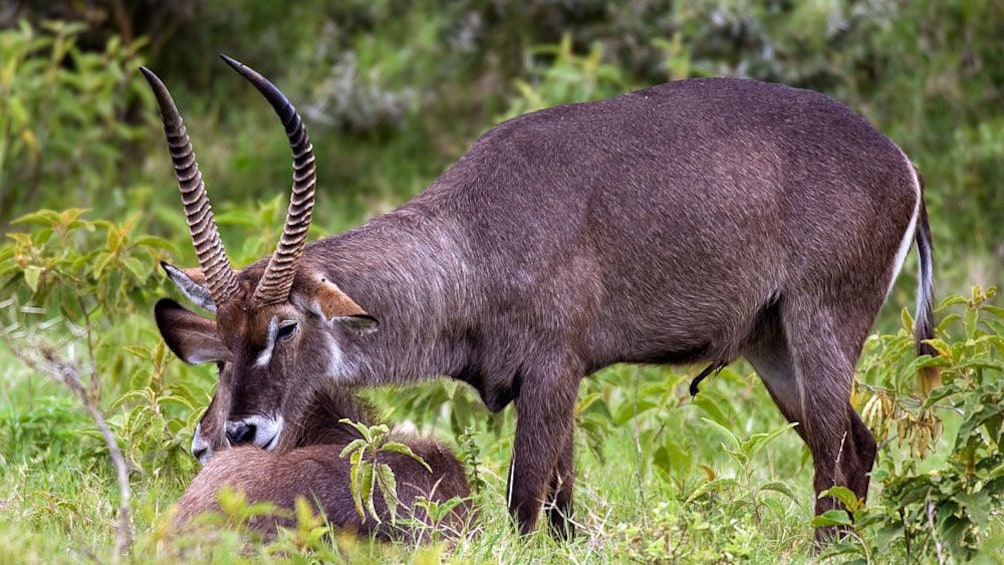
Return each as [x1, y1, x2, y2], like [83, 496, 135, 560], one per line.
[1, 334, 818, 563]
[2, 6, 1003, 560]
[3, 326, 999, 563]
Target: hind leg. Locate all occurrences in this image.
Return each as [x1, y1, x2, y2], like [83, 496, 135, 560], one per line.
[744, 300, 877, 539]
[846, 405, 877, 500]
[545, 428, 575, 539]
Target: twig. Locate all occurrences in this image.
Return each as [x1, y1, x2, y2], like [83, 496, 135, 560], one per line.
[926, 498, 946, 565]
[7, 337, 134, 561]
[77, 295, 100, 399]
[633, 366, 645, 507]
[859, 382, 963, 416]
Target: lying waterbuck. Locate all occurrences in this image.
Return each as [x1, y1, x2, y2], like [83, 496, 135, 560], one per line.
[174, 388, 472, 541]
[145, 56, 935, 539]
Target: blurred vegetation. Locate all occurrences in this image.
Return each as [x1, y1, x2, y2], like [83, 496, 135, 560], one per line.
[1, 0, 1002, 562]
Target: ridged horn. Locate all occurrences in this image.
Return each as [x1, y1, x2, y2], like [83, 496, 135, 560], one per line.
[220, 54, 316, 306]
[141, 67, 239, 308]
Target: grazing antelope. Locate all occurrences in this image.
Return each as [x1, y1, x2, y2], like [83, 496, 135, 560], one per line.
[174, 388, 472, 541]
[145, 56, 935, 540]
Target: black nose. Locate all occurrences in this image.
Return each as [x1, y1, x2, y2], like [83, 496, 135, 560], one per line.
[226, 421, 257, 445]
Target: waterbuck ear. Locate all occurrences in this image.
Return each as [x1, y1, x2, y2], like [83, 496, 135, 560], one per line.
[155, 298, 231, 364]
[161, 262, 217, 312]
[294, 276, 379, 335]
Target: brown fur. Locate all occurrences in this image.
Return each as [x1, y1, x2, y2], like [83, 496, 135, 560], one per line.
[174, 389, 472, 542]
[155, 77, 937, 540]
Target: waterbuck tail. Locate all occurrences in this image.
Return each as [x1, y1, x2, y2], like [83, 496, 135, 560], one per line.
[913, 176, 939, 394]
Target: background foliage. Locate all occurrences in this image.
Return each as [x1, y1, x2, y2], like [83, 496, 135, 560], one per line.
[1, 1, 1002, 562]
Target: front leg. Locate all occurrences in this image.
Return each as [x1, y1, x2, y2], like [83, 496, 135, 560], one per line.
[507, 359, 581, 535]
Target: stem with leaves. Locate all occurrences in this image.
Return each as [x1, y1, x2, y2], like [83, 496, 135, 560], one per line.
[338, 419, 431, 524]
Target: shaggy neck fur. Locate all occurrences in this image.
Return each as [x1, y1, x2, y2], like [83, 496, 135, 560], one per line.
[302, 198, 476, 387]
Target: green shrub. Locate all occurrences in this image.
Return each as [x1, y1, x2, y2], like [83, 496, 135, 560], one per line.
[0, 21, 148, 223]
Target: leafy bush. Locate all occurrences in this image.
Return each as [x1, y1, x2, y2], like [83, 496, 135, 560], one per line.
[0, 208, 199, 479]
[0, 21, 148, 223]
[823, 287, 1004, 562]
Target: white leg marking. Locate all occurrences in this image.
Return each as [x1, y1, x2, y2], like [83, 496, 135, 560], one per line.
[507, 456, 516, 508]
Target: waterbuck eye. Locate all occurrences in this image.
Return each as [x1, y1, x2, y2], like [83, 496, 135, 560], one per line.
[276, 320, 298, 342]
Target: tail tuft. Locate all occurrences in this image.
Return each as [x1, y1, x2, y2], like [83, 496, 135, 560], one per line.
[913, 193, 939, 395]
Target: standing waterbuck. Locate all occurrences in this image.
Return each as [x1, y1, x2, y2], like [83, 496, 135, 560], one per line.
[145, 56, 935, 539]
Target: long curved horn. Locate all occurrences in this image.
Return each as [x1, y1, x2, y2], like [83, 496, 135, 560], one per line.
[141, 67, 239, 307]
[220, 54, 316, 306]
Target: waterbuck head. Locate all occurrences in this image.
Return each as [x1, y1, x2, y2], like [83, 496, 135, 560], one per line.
[144, 56, 377, 464]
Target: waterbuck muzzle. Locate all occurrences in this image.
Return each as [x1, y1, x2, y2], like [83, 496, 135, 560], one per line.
[145, 57, 377, 465]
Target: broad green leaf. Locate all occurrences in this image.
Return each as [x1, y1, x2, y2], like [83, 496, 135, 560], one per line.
[938, 295, 968, 308]
[348, 449, 365, 519]
[91, 251, 113, 278]
[953, 491, 991, 528]
[811, 509, 853, 528]
[339, 439, 367, 459]
[361, 462, 378, 524]
[122, 256, 146, 284]
[686, 476, 738, 504]
[376, 462, 398, 519]
[12, 209, 60, 226]
[742, 422, 798, 459]
[57, 208, 88, 227]
[699, 417, 739, 449]
[900, 307, 913, 333]
[23, 265, 41, 292]
[381, 441, 432, 472]
[936, 313, 962, 332]
[964, 307, 978, 340]
[131, 235, 177, 252]
[760, 481, 798, 501]
[106, 225, 125, 254]
[819, 486, 861, 513]
[982, 305, 1004, 321]
[692, 390, 734, 429]
[577, 391, 604, 414]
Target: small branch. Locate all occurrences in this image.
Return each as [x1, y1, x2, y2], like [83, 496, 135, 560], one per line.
[8, 339, 133, 561]
[77, 295, 100, 399]
[633, 366, 645, 507]
[109, 0, 135, 45]
[859, 382, 963, 416]
[926, 498, 946, 565]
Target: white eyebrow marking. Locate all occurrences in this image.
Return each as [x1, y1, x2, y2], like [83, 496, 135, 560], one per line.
[254, 317, 278, 368]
